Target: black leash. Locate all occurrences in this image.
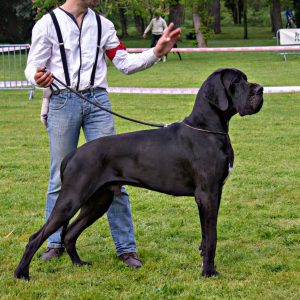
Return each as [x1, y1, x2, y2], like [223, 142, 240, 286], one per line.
[49, 74, 166, 128]
[47, 72, 227, 135]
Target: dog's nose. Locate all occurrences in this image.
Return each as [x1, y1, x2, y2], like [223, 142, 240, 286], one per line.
[255, 85, 263, 94]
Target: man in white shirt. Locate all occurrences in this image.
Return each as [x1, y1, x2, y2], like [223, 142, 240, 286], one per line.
[143, 11, 168, 47]
[26, 0, 180, 266]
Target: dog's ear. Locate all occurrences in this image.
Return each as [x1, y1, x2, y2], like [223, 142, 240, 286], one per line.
[203, 71, 229, 111]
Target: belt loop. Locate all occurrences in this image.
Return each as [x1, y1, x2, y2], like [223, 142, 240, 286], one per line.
[90, 87, 94, 97]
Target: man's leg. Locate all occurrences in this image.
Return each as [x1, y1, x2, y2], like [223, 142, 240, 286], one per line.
[42, 91, 82, 260]
[151, 34, 161, 48]
[82, 88, 141, 267]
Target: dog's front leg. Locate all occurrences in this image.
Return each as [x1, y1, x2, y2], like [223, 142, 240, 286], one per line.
[195, 189, 219, 277]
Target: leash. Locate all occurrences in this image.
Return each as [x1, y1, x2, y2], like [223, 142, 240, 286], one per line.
[49, 74, 166, 128]
[46, 72, 228, 134]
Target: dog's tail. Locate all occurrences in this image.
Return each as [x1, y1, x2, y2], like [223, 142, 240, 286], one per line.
[60, 149, 77, 182]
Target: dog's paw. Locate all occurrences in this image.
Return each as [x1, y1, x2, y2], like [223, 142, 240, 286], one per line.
[73, 260, 92, 266]
[14, 269, 30, 281]
[202, 266, 219, 277]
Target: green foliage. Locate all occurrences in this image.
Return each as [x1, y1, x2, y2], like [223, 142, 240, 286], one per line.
[33, 0, 64, 20]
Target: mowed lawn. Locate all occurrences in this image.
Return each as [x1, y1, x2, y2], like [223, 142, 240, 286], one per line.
[0, 31, 299, 299]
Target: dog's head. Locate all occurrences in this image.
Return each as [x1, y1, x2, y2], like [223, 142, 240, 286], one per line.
[202, 68, 263, 116]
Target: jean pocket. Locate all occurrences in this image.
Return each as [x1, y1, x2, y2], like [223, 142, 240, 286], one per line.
[92, 89, 111, 109]
[49, 93, 69, 110]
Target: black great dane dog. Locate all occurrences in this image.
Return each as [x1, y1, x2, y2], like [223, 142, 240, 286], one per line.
[14, 68, 263, 280]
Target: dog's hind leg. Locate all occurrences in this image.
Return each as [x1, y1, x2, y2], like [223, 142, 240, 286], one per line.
[64, 188, 114, 266]
[14, 192, 83, 280]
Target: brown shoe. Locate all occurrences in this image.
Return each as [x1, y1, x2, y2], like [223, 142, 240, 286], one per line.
[40, 247, 64, 261]
[119, 252, 142, 268]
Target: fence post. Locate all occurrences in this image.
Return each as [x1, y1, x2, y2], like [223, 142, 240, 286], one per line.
[0, 44, 35, 100]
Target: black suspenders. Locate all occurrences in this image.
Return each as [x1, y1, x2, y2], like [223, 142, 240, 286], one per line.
[90, 13, 102, 87]
[50, 11, 71, 86]
[49, 10, 102, 88]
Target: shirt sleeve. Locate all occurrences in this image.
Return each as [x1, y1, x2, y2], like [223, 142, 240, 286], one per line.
[104, 20, 160, 75]
[25, 16, 52, 86]
[144, 20, 153, 34]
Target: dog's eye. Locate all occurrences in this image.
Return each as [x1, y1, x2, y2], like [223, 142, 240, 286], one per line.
[232, 79, 240, 85]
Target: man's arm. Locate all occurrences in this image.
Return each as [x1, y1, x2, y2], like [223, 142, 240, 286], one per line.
[143, 20, 153, 38]
[107, 23, 181, 75]
[25, 17, 53, 87]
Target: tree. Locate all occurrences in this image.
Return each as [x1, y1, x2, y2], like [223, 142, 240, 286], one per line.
[271, 0, 282, 33]
[168, 0, 185, 29]
[212, 0, 221, 33]
[32, 0, 63, 20]
[192, 1, 207, 47]
[243, 0, 248, 39]
[133, 11, 145, 36]
[225, 0, 243, 24]
[294, 0, 300, 27]
[118, 4, 129, 37]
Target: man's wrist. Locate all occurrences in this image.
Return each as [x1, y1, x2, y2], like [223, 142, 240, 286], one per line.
[153, 48, 163, 58]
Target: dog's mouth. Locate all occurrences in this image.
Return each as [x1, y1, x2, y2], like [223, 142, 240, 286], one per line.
[239, 90, 264, 116]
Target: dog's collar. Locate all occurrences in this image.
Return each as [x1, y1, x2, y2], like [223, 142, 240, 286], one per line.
[181, 121, 228, 135]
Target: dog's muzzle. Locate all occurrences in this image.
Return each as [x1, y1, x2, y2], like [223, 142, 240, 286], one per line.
[240, 84, 264, 116]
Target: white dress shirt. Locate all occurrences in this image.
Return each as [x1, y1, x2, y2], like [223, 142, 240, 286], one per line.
[25, 7, 159, 91]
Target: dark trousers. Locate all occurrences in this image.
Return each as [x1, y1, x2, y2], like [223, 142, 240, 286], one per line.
[151, 34, 162, 47]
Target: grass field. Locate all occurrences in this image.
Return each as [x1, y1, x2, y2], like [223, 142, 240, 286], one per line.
[0, 27, 300, 299]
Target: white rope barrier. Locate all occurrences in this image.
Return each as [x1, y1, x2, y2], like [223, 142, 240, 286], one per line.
[1, 45, 299, 94]
[107, 86, 300, 94]
[127, 46, 300, 53]
[3, 45, 299, 53]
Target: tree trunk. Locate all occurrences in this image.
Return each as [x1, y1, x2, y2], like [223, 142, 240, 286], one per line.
[271, 0, 282, 33]
[293, 0, 300, 27]
[118, 6, 128, 38]
[270, 5, 275, 33]
[169, 0, 185, 29]
[212, 0, 221, 34]
[192, 2, 207, 47]
[134, 13, 145, 36]
[243, 0, 248, 39]
[235, 0, 241, 24]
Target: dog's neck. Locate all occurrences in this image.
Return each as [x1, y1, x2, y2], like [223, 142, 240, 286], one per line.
[184, 97, 231, 133]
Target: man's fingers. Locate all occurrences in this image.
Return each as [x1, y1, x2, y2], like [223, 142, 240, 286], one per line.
[162, 25, 181, 43]
[35, 71, 53, 87]
[164, 22, 174, 35]
[42, 76, 53, 88]
[35, 71, 50, 83]
[169, 28, 181, 38]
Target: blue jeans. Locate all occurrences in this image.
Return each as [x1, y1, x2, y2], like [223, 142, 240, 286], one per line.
[46, 88, 136, 256]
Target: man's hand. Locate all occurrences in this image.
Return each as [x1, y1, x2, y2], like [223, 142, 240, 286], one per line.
[34, 66, 53, 88]
[153, 23, 181, 58]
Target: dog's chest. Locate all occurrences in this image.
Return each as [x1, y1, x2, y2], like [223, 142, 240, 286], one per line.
[223, 163, 234, 183]
[223, 136, 234, 183]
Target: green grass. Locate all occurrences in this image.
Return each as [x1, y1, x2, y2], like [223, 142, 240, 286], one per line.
[0, 29, 300, 299]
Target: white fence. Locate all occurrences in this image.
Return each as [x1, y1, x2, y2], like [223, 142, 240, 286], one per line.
[276, 28, 300, 61]
[0, 44, 34, 99]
